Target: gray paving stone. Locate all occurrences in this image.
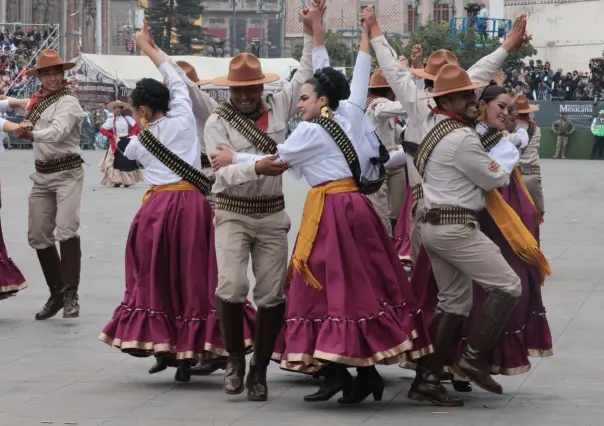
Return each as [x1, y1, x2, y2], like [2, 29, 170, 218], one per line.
[0, 152, 603, 425]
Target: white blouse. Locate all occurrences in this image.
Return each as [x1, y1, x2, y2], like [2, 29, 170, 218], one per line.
[475, 122, 520, 174]
[0, 99, 10, 153]
[102, 115, 136, 137]
[124, 62, 201, 186]
[232, 45, 406, 186]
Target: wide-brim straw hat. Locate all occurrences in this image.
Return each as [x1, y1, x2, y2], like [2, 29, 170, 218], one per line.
[175, 60, 211, 86]
[369, 69, 389, 89]
[513, 94, 540, 113]
[212, 53, 280, 87]
[107, 100, 132, 110]
[410, 49, 458, 81]
[25, 49, 75, 77]
[420, 64, 489, 99]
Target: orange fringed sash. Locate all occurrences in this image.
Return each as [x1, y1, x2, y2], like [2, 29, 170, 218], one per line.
[288, 177, 359, 291]
[142, 180, 196, 204]
[485, 168, 551, 285]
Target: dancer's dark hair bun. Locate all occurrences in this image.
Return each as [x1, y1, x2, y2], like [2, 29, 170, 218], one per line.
[306, 67, 350, 110]
[131, 78, 170, 114]
[479, 81, 508, 104]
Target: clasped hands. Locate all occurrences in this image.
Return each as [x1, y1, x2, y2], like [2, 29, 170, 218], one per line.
[13, 120, 33, 141]
[210, 145, 288, 176]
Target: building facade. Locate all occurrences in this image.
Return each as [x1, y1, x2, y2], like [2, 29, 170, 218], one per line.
[505, 0, 604, 72]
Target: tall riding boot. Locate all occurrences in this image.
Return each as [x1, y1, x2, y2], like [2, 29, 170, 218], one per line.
[456, 290, 519, 394]
[35, 245, 66, 320]
[216, 297, 246, 395]
[60, 237, 82, 318]
[246, 302, 286, 401]
[408, 309, 465, 407]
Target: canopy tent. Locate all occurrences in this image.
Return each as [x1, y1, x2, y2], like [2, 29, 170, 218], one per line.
[70, 53, 300, 90]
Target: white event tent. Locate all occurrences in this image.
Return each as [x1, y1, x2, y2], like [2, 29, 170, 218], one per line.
[71, 53, 300, 90]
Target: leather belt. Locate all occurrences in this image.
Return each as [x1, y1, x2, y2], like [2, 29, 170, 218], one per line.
[35, 155, 83, 174]
[519, 164, 540, 175]
[422, 207, 478, 225]
[215, 193, 285, 215]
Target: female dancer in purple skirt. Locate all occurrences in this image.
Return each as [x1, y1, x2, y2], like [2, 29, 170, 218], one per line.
[0, 100, 28, 301]
[407, 83, 552, 394]
[99, 25, 254, 382]
[212, 5, 431, 404]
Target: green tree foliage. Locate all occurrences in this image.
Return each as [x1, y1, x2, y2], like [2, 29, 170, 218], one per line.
[145, 0, 204, 55]
[399, 21, 536, 74]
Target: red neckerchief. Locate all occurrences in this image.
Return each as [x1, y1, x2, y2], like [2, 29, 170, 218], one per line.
[518, 116, 536, 125]
[428, 105, 472, 125]
[27, 80, 70, 112]
[254, 102, 269, 131]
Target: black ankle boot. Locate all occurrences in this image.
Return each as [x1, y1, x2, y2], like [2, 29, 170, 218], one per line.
[149, 355, 177, 374]
[174, 360, 192, 382]
[452, 380, 472, 392]
[303, 364, 353, 402]
[337, 366, 384, 404]
[190, 358, 228, 376]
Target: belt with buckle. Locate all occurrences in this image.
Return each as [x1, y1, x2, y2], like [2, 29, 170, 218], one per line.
[35, 155, 84, 174]
[422, 207, 478, 225]
[519, 164, 540, 175]
[215, 193, 285, 215]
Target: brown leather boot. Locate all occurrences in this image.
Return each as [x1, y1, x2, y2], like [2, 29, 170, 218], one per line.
[246, 302, 285, 401]
[455, 290, 519, 394]
[408, 309, 465, 407]
[60, 237, 81, 318]
[34, 245, 65, 320]
[216, 297, 246, 395]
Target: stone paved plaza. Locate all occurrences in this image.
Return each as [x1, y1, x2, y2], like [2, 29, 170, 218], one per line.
[1, 150, 603, 426]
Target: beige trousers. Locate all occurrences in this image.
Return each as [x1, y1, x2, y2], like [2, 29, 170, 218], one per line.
[410, 198, 424, 261]
[421, 222, 521, 316]
[367, 184, 392, 235]
[522, 173, 545, 215]
[28, 168, 84, 250]
[386, 166, 407, 220]
[214, 209, 290, 308]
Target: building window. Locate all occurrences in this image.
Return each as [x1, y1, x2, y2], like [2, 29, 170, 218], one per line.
[433, 3, 450, 24]
[406, 5, 417, 32]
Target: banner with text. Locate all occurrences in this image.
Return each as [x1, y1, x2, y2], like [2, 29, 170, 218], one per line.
[532, 101, 597, 129]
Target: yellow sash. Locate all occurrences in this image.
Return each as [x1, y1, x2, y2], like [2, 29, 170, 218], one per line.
[142, 180, 197, 204]
[288, 177, 359, 291]
[513, 168, 544, 224]
[485, 168, 551, 285]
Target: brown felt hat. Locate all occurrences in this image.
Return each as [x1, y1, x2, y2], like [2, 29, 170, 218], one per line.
[369, 69, 389, 89]
[410, 49, 458, 80]
[513, 94, 540, 113]
[420, 64, 488, 99]
[176, 60, 211, 86]
[212, 53, 280, 87]
[25, 49, 75, 77]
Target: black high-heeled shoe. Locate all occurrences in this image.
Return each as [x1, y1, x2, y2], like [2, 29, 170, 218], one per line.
[337, 366, 384, 405]
[452, 380, 472, 392]
[303, 364, 353, 402]
[174, 360, 192, 382]
[149, 356, 177, 374]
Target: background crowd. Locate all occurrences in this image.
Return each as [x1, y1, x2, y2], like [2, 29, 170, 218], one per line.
[0, 24, 56, 95]
[504, 57, 604, 101]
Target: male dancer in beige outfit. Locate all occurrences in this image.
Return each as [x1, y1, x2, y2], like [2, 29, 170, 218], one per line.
[514, 95, 544, 216]
[413, 64, 521, 406]
[366, 10, 528, 261]
[14, 49, 86, 320]
[204, 8, 316, 401]
[365, 69, 408, 233]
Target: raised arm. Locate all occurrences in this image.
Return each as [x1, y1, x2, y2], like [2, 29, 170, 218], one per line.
[136, 25, 192, 120]
[365, 10, 423, 113]
[347, 23, 372, 110]
[158, 48, 218, 124]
